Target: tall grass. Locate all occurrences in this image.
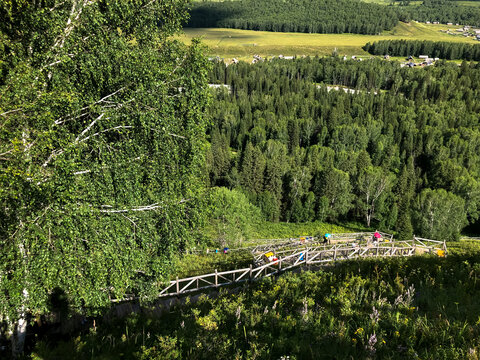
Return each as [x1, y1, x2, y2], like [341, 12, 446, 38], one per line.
[32, 249, 480, 359]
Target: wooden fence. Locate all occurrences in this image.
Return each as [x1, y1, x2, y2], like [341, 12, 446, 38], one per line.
[154, 237, 445, 299]
[188, 231, 395, 256]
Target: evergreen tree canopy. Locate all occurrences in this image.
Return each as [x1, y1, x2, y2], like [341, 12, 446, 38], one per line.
[187, 0, 399, 35]
[206, 57, 480, 238]
[364, 40, 480, 61]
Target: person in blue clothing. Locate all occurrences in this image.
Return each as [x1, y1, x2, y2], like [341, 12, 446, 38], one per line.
[323, 233, 331, 245]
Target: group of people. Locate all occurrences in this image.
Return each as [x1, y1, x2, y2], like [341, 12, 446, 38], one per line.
[320, 231, 382, 245]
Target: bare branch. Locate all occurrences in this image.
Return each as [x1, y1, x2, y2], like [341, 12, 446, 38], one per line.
[42, 149, 64, 167]
[73, 156, 141, 175]
[0, 109, 23, 117]
[52, 0, 92, 50]
[0, 148, 14, 157]
[72, 169, 92, 175]
[75, 113, 104, 143]
[49, 1, 67, 12]
[99, 199, 191, 213]
[168, 133, 186, 139]
[78, 125, 133, 143]
[55, 87, 126, 125]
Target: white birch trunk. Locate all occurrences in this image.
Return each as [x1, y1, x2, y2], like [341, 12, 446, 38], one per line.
[12, 241, 29, 358]
[11, 289, 28, 358]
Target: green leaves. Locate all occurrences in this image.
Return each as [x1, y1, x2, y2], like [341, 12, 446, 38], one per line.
[0, 0, 210, 326]
[413, 188, 467, 241]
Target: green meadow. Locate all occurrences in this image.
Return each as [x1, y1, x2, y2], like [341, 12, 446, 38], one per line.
[180, 22, 478, 60]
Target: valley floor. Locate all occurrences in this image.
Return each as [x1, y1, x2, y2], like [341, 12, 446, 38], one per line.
[179, 22, 478, 60]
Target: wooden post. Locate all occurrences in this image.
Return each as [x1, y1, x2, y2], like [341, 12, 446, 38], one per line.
[334, 247, 337, 261]
[176, 276, 179, 294]
[305, 249, 309, 263]
[215, 269, 218, 287]
[249, 265, 253, 281]
[279, 258, 282, 270]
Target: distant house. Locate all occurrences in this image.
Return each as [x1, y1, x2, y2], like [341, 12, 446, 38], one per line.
[447, 22, 453, 25]
[433, 21, 439, 24]
[419, 55, 429, 59]
[426, 21, 431, 24]
[475, 30, 480, 34]
[384, 54, 390, 60]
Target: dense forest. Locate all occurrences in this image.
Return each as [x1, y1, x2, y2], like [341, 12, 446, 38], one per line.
[364, 40, 480, 61]
[187, 0, 399, 34]
[187, 0, 480, 34]
[206, 57, 480, 241]
[399, 0, 480, 27]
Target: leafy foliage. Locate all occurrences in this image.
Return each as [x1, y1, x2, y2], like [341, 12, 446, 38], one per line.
[0, 0, 210, 332]
[413, 188, 468, 241]
[209, 187, 263, 247]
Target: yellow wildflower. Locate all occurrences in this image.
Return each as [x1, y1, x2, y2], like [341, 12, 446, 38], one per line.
[354, 327, 364, 335]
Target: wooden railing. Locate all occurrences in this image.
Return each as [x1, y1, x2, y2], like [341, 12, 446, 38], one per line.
[188, 231, 395, 256]
[153, 238, 445, 299]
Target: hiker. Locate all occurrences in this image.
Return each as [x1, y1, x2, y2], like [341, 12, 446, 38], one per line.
[323, 233, 331, 245]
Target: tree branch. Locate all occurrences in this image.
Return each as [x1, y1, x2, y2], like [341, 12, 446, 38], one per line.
[55, 87, 125, 125]
[0, 108, 23, 117]
[99, 199, 191, 213]
[75, 113, 103, 143]
[78, 125, 132, 143]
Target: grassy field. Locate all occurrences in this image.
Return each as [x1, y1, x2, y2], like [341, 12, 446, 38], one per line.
[179, 22, 478, 60]
[457, 0, 480, 6]
[34, 245, 480, 359]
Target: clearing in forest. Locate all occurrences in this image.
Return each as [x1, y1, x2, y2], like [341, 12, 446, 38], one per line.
[179, 22, 478, 60]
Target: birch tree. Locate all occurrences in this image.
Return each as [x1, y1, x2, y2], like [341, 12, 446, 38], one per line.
[356, 166, 394, 227]
[413, 189, 467, 241]
[0, 1, 210, 356]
